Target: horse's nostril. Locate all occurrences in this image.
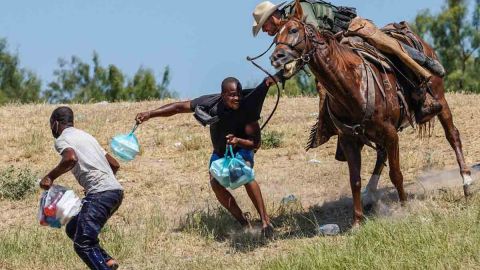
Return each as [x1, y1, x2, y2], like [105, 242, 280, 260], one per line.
[271, 53, 286, 62]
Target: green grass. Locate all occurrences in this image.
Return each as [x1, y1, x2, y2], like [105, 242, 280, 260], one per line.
[0, 206, 168, 270]
[261, 130, 284, 149]
[263, 197, 480, 270]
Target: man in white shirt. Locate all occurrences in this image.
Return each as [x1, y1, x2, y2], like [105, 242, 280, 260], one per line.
[40, 106, 123, 270]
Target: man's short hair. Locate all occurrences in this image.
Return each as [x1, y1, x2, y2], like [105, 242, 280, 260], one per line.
[221, 77, 242, 94]
[50, 106, 74, 126]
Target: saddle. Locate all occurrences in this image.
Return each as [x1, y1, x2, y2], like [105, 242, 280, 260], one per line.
[306, 22, 423, 152]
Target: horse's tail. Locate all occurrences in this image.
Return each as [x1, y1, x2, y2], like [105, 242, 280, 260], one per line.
[417, 118, 435, 139]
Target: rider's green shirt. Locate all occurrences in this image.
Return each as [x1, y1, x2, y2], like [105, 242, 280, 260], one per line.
[281, 0, 335, 30]
[281, 0, 356, 33]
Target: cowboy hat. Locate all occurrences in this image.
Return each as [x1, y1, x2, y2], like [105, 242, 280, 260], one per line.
[252, 1, 286, 37]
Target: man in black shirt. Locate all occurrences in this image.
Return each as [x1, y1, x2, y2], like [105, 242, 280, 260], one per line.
[135, 75, 280, 236]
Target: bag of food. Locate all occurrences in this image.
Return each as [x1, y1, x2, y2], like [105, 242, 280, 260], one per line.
[38, 185, 82, 228]
[209, 145, 255, 189]
[110, 124, 140, 161]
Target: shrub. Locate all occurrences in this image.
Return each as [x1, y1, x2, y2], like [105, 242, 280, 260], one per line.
[0, 166, 38, 200]
[261, 130, 284, 149]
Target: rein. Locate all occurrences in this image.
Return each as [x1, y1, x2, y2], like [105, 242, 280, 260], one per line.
[246, 43, 282, 131]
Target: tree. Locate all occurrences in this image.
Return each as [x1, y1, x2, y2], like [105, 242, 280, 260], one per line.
[267, 69, 317, 97]
[413, 0, 480, 92]
[0, 38, 41, 104]
[44, 52, 176, 103]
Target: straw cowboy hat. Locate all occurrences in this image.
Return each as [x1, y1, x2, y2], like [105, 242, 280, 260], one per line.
[252, 1, 286, 37]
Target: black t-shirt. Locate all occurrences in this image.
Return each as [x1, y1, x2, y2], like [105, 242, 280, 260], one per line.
[190, 79, 269, 154]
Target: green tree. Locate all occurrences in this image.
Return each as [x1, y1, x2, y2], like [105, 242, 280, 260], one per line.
[122, 66, 176, 101]
[267, 69, 317, 97]
[413, 0, 480, 92]
[45, 52, 176, 103]
[0, 38, 41, 104]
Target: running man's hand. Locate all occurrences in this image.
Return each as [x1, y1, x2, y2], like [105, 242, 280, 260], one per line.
[135, 111, 151, 124]
[265, 70, 285, 87]
[40, 175, 53, 190]
[226, 134, 240, 147]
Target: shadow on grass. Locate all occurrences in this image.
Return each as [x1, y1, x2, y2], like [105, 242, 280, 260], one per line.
[175, 183, 449, 252]
[176, 205, 270, 252]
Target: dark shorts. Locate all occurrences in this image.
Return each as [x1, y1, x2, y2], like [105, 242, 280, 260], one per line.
[209, 148, 255, 168]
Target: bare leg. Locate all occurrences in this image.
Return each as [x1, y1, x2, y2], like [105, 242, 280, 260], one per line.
[362, 146, 387, 205]
[437, 98, 473, 196]
[244, 180, 270, 228]
[210, 176, 249, 227]
[339, 136, 364, 226]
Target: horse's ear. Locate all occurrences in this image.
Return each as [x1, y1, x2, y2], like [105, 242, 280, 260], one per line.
[293, 0, 304, 21]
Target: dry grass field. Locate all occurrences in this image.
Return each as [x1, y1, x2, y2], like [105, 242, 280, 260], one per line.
[0, 94, 479, 269]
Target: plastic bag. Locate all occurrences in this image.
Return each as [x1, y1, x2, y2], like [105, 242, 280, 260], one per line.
[209, 145, 255, 189]
[38, 185, 82, 228]
[110, 124, 140, 161]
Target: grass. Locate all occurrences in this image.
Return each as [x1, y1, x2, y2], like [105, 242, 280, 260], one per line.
[0, 94, 479, 269]
[263, 196, 480, 270]
[262, 130, 284, 149]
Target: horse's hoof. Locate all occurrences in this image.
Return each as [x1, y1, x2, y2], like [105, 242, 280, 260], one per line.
[361, 188, 379, 207]
[350, 221, 361, 232]
[463, 174, 478, 197]
[463, 182, 478, 197]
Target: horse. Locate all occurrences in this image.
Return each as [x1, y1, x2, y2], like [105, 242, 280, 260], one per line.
[270, 0, 474, 226]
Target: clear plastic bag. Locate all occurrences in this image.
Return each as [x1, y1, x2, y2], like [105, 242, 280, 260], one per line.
[209, 146, 255, 189]
[110, 124, 140, 161]
[38, 185, 82, 228]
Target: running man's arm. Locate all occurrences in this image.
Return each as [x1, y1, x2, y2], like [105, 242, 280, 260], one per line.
[135, 100, 192, 124]
[40, 148, 78, 190]
[105, 153, 120, 175]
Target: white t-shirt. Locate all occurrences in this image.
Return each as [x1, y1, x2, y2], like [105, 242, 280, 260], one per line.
[54, 127, 123, 194]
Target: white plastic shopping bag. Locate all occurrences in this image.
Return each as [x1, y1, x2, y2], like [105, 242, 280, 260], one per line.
[38, 185, 82, 228]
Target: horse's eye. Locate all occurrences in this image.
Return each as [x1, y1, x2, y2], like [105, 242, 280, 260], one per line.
[289, 28, 298, 34]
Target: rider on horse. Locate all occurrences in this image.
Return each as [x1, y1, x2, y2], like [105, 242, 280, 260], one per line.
[252, 0, 445, 124]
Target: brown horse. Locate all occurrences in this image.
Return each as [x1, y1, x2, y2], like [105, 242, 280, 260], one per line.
[270, 0, 474, 225]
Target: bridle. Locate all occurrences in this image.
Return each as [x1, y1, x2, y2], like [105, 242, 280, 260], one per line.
[244, 19, 322, 131]
[274, 18, 322, 71]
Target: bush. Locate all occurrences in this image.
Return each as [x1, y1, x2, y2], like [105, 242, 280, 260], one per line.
[0, 166, 38, 200]
[261, 130, 284, 149]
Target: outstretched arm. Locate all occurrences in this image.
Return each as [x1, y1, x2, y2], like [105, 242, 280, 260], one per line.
[40, 148, 78, 190]
[135, 100, 192, 124]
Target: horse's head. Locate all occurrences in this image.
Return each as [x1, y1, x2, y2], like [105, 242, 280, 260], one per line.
[270, 0, 321, 79]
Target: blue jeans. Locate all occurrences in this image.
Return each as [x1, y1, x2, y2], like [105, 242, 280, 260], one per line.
[209, 148, 255, 168]
[66, 190, 123, 270]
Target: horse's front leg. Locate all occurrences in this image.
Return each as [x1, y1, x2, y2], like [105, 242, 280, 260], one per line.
[436, 95, 474, 196]
[362, 146, 387, 206]
[339, 136, 364, 226]
[385, 127, 407, 203]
